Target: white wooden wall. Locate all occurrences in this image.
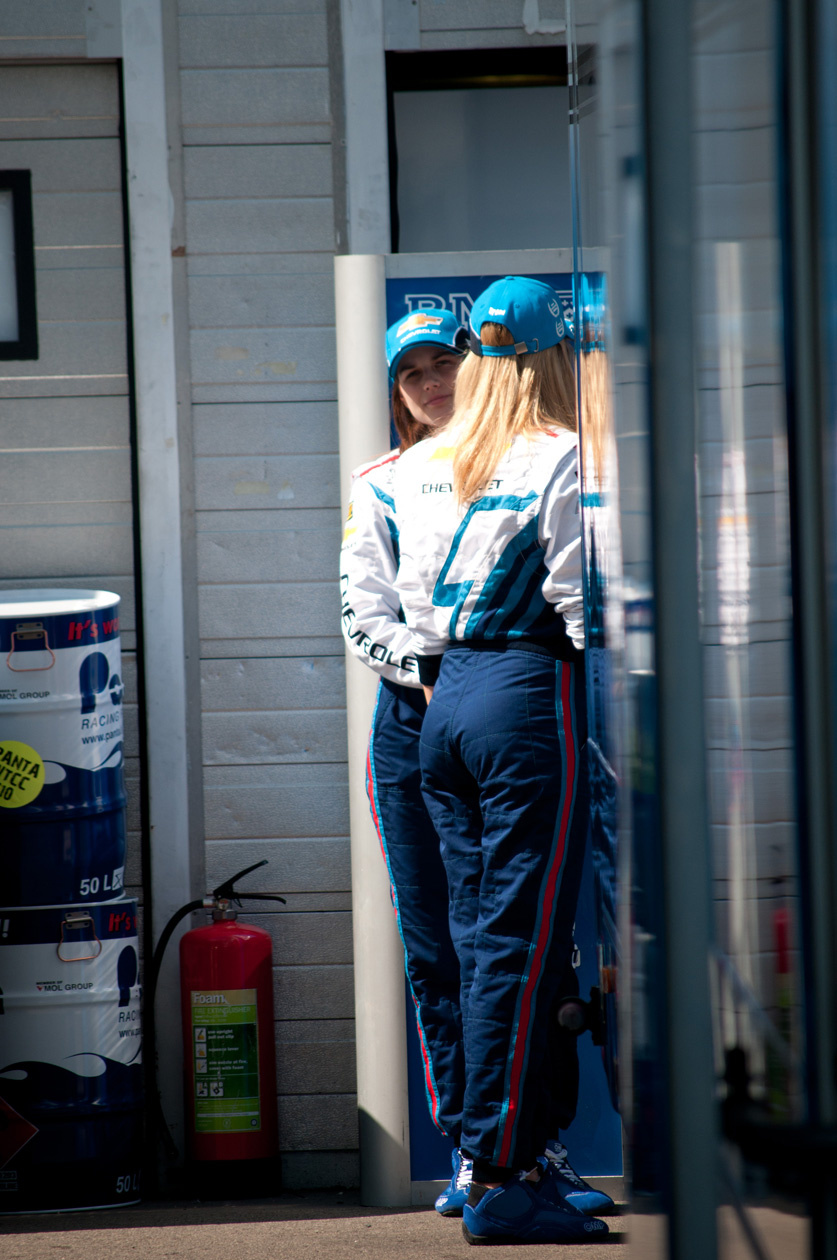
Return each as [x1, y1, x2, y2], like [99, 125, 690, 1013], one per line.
[179, 0, 576, 1190]
[0, 0, 577, 1193]
[0, 62, 143, 908]
[177, 0, 355, 1187]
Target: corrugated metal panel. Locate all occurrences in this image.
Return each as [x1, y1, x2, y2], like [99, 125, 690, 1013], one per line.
[178, 13, 328, 68]
[180, 69, 331, 146]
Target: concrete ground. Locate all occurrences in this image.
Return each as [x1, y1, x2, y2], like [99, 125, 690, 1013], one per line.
[0, 1191, 629, 1259]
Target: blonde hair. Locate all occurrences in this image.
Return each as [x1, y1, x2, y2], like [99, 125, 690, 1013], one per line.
[451, 323, 577, 503]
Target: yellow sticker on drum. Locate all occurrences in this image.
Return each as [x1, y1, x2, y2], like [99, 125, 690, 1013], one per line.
[0, 740, 45, 808]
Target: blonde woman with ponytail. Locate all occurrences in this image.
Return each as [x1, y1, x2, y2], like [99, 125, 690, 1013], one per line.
[393, 277, 610, 1246]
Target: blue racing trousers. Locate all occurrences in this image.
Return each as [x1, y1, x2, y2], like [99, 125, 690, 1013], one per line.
[366, 678, 465, 1140]
[419, 645, 588, 1171]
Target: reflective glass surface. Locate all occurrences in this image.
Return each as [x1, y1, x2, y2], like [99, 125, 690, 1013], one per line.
[567, 0, 811, 1255]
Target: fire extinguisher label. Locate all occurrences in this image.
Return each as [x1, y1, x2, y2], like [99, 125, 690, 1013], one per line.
[190, 988, 261, 1132]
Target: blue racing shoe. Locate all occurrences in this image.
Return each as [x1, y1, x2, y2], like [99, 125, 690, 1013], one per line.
[434, 1148, 473, 1216]
[462, 1172, 609, 1245]
[543, 1139, 616, 1214]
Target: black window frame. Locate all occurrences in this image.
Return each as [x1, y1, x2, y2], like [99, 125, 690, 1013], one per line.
[0, 170, 38, 361]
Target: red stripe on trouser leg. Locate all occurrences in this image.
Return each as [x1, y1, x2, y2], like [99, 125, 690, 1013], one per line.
[498, 663, 576, 1165]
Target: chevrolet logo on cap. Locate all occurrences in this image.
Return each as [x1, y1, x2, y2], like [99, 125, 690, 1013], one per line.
[400, 312, 444, 333]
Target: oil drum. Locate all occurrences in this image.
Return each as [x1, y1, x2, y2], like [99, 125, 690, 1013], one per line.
[0, 899, 143, 1212]
[0, 590, 126, 906]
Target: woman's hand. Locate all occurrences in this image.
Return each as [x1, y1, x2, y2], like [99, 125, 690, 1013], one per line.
[422, 685, 434, 705]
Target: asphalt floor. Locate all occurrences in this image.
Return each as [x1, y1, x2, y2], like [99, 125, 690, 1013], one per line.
[0, 1190, 629, 1259]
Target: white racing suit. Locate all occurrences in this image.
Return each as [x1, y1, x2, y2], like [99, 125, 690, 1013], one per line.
[392, 427, 587, 1172]
[339, 449, 464, 1140]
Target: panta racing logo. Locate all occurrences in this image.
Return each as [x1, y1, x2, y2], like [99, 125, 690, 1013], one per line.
[400, 312, 444, 333]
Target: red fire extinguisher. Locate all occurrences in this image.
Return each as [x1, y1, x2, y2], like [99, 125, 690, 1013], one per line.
[180, 894, 279, 1165]
[147, 860, 285, 1196]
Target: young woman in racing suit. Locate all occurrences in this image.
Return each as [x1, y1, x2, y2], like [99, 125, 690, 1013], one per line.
[339, 310, 471, 1210]
[393, 276, 611, 1244]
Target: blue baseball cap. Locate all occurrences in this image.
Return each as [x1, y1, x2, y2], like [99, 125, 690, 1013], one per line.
[469, 276, 573, 357]
[386, 309, 466, 381]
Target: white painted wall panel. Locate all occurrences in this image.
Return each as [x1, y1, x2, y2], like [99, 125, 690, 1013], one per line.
[418, 0, 564, 31]
[175, 0, 355, 1173]
[195, 453, 338, 510]
[0, 325, 128, 398]
[184, 144, 333, 200]
[273, 965, 354, 1021]
[278, 1093, 357, 1149]
[0, 396, 130, 448]
[277, 1042, 356, 1096]
[33, 192, 125, 247]
[181, 0, 325, 11]
[0, 138, 121, 191]
[199, 581, 339, 643]
[206, 833, 349, 883]
[179, 13, 327, 68]
[202, 635, 343, 659]
[0, 0, 87, 60]
[193, 402, 337, 455]
[259, 911, 352, 965]
[37, 268, 127, 323]
[186, 197, 334, 255]
[0, 522, 134, 578]
[180, 68, 331, 145]
[201, 656, 344, 712]
[203, 709, 347, 764]
[189, 326, 336, 399]
[188, 256, 334, 330]
[197, 511, 340, 582]
[0, 64, 118, 139]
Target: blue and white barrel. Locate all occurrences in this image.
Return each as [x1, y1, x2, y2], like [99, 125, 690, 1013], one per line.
[0, 899, 143, 1212]
[0, 590, 126, 906]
